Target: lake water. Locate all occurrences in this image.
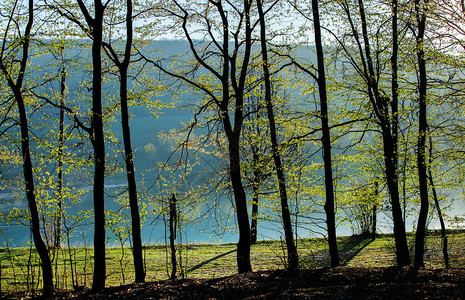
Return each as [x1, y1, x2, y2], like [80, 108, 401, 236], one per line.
[0, 101, 345, 247]
[0, 40, 461, 248]
[0, 102, 460, 247]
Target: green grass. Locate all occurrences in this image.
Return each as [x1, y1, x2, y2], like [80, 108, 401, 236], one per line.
[0, 230, 464, 297]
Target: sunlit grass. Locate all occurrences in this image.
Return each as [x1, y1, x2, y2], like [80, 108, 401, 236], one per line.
[0, 230, 463, 297]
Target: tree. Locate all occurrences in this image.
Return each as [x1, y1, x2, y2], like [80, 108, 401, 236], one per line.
[102, 0, 145, 283]
[428, 134, 449, 268]
[323, 0, 410, 266]
[311, 0, 341, 267]
[147, 0, 254, 273]
[360, 0, 409, 266]
[425, 0, 465, 268]
[256, 0, 298, 270]
[340, 179, 380, 236]
[0, 0, 54, 296]
[286, 0, 342, 267]
[413, 0, 429, 269]
[54, 47, 66, 250]
[168, 194, 178, 279]
[73, 0, 108, 290]
[241, 89, 271, 245]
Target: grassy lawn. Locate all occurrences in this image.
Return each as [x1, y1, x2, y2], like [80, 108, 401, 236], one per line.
[0, 230, 463, 297]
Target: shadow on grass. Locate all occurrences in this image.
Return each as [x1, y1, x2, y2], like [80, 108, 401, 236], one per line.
[338, 234, 374, 265]
[187, 249, 237, 273]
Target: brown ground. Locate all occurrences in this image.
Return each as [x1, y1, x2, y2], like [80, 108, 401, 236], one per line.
[51, 267, 465, 299]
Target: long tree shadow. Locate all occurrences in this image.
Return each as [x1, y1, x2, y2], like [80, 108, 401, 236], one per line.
[187, 249, 237, 273]
[338, 234, 374, 265]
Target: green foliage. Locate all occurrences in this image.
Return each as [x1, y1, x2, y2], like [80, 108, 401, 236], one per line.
[1, 0, 465, 295]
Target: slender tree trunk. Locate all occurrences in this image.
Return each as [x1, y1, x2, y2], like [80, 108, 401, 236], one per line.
[390, 0, 410, 267]
[222, 47, 252, 274]
[427, 137, 449, 268]
[87, 0, 106, 290]
[0, 0, 54, 296]
[16, 90, 55, 297]
[372, 204, 377, 240]
[256, 0, 298, 270]
[372, 181, 378, 240]
[120, 67, 145, 282]
[383, 132, 410, 266]
[250, 98, 262, 245]
[169, 195, 177, 279]
[167, 0, 252, 274]
[250, 150, 259, 245]
[55, 64, 66, 250]
[226, 127, 252, 273]
[312, 0, 340, 267]
[118, 0, 145, 282]
[391, 0, 400, 237]
[357, 0, 410, 266]
[391, 0, 399, 169]
[414, 0, 429, 269]
[223, 0, 252, 273]
[222, 83, 252, 272]
[430, 178, 449, 268]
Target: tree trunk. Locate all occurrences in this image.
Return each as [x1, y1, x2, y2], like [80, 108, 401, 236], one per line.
[228, 133, 252, 273]
[383, 131, 411, 266]
[16, 90, 55, 297]
[0, 0, 54, 296]
[55, 64, 66, 250]
[428, 137, 449, 268]
[120, 66, 145, 282]
[88, 0, 106, 290]
[222, 42, 252, 274]
[312, 0, 340, 267]
[414, 0, 429, 269]
[249, 96, 263, 245]
[372, 181, 378, 240]
[223, 0, 252, 273]
[169, 195, 177, 279]
[256, 0, 298, 270]
[389, 0, 409, 262]
[156, 0, 253, 274]
[357, 0, 410, 266]
[119, 0, 145, 282]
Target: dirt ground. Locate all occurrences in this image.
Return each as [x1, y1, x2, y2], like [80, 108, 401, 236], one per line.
[51, 267, 465, 299]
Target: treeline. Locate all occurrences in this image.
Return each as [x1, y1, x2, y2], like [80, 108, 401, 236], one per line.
[0, 0, 464, 297]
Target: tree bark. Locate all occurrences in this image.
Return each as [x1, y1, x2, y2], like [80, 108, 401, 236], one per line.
[356, 0, 410, 266]
[0, 0, 54, 296]
[226, 125, 252, 273]
[76, 0, 107, 290]
[55, 63, 66, 250]
[225, 0, 253, 273]
[256, 0, 298, 270]
[372, 181, 378, 240]
[414, 0, 429, 269]
[17, 91, 54, 296]
[382, 131, 410, 266]
[427, 137, 449, 268]
[389, 0, 410, 265]
[312, 0, 340, 267]
[169, 195, 177, 279]
[250, 150, 259, 245]
[118, 0, 145, 283]
[154, 0, 253, 273]
[249, 96, 263, 245]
